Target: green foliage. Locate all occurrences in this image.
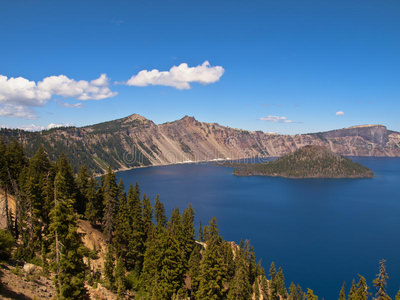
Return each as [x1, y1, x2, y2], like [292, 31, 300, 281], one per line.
[232, 145, 374, 178]
[0, 230, 14, 260]
[338, 282, 346, 300]
[373, 259, 391, 300]
[306, 288, 318, 300]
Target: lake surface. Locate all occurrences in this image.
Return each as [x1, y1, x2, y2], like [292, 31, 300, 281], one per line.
[116, 157, 400, 299]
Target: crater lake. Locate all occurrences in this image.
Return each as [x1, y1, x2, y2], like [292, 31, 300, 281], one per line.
[116, 157, 400, 299]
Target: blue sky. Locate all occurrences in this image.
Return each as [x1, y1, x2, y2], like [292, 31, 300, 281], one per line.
[0, 0, 399, 134]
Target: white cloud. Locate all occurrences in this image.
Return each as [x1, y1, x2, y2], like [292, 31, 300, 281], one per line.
[2, 122, 76, 131]
[0, 104, 37, 119]
[123, 61, 225, 89]
[0, 73, 117, 109]
[259, 115, 294, 123]
[335, 111, 345, 116]
[56, 99, 85, 108]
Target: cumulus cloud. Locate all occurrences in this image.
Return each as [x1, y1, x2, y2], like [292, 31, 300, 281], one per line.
[56, 99, 85, 108]
[123, 61, 225, 89]
[3, 122, 76, 132]
[259, 115, 298, 123]
[0, 104, 37, 119]
[335, 111, 345, 116]
[0, 74, 117, 108]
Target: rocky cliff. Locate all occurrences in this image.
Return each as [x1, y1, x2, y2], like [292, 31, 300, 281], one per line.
[1, 114, 399, 173]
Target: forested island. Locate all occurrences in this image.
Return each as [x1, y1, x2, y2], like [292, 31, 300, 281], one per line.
[229, 145, 374, 178]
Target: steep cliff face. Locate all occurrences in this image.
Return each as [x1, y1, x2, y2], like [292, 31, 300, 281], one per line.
[1, 114, 399, 173]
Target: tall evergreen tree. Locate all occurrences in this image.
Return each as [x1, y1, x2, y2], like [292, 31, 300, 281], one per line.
[197, 219, 226, 300]
[276, 267, 288, 298]
[395, 288, 400, 300]
[76, 165, 91, 215]
[338, 282, 346, 300]
[373, 259, 391, 300]
[356, 275, 371, 300]
[154, 195, 167, 230]
[348, 279, 357, 300]
[141, 193, 154, 243]
[290, 282, 298, 300]
[269, 262, 279, 300]
[306, 289, 318, 300]
[227, 247, 252, 300]
[49, 170, 89, 300]
[102, 166, 119, 243]
[104, 245, 116, 291]
[188, 246, 202, 299]
[182, 203, 195, 261]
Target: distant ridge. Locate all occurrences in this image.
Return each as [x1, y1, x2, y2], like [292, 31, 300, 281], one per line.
[1, 114, 399, 174]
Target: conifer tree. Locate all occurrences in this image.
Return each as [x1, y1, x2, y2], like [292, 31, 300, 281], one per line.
[182, 203, 195, 261]
[255, 277, 261, 300]
[104, 245, 115, 291]
[270, 262, 279, 300]
[76, 165, 90, 215]
[49, 170, 89, 300]
[102, 166, 119, 243]
[198, 220, 204, 242]
[141, 194, 154, 243]
[188, 246, 202, 298]
[115, 256, 126, 299]
[154, 194, 167, 230]
[373, 259, 391, 300]
[84, 175, 102, 226]
[306, 288, 318, 300]
[395, 288, 400, 300]
[227, 247, 252, 300]
[356, 275, 371, 300]
[158, 230, 185, 299]
[114, 184, 132, 265]
[338, 282, 346, 300]
[127, 183, 145, 273]
[297, 284, 305, 300]
[348, 279, 357, 300]
[290, 282, 298, 300]
[197, 218, 226, 300]
[276, 266, 288, 298]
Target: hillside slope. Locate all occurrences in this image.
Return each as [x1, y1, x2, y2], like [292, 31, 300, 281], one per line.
[1, 114, 399, 173]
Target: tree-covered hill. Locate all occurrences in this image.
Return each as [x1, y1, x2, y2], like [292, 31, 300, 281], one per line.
[231, 145, 374, 178]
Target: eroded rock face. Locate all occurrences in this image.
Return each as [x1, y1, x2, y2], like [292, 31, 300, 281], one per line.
[1, 114, 399, 173]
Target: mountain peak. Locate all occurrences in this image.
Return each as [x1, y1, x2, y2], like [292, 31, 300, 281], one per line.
[124, 113, 149, 122]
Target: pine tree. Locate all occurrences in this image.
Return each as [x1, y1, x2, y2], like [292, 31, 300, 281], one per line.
[76, 165, 91, 215]
[255, 277, 261, 300]
[188, 246, 202, 298]
[373, 259, 391, 300]
[49, 170, 89, 300]
[270, 262, 279, 300]
[348, 279, 357, 300]
[306, 288, 318, 300]
[198, 220, 204, 242]
[182, 203, 195, 261]
[114, 184, 132, 265]
[338, 282, 346, 300]
[104, 245, 115, 291]
[227, 247, 252, 300]
[154, 194, 167, 230]
[84, 175, 102, 226]
[276, 266, 288, 298]
[115, 256, 126, 299]
[395, 288, 400, 300]
[356, 275, 371, 300]
[141, 193, 154, 243]
[102, 166, 119, 243]
[127, 183, 145, 274]
[197, 218, 226, 300]
[297, 284, 305, 300]
[290, 282, 297, 300]
[158, 230, 185, 299]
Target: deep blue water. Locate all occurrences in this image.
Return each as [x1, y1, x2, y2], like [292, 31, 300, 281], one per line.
[116, 157, 400, 299]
